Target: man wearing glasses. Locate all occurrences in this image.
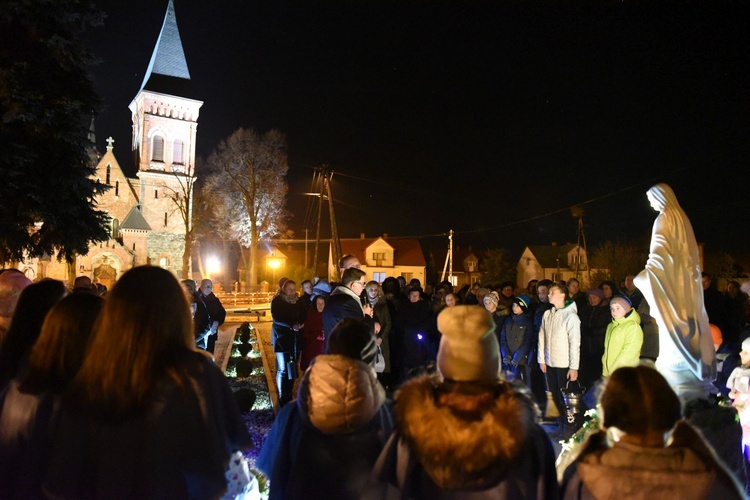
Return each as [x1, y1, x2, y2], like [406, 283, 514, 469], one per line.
[323, 267, 376, 342]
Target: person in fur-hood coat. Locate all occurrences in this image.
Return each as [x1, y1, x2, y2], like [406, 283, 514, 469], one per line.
[371, 305, 558, 499]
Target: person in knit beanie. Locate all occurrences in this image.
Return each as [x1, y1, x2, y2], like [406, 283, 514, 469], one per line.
[601, 294, 643, 377]
[499, 294, 534, 385]
[372, 305, 558, 498]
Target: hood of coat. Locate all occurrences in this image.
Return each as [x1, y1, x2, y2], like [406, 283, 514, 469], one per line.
[577, 441, 715, 499]
[610, 308, 641, 327]
[297, 354, 385, 435]
[394, 374, 537, 490]
[557, 300, 578, 314]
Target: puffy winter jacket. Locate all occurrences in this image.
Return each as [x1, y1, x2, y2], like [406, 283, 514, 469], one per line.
[602, 309, 643, 377]
[538, 300, 581, 369]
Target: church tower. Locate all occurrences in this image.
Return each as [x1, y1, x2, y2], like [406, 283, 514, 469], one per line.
[128, 0, 202, 276]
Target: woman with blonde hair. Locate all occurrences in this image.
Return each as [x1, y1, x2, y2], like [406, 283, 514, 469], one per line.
[366, 280, 392, 381]
[43, 266, 251, 499]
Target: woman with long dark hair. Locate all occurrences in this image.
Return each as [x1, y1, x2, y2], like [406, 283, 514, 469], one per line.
[43, 266, 251, 499]
[0, 293, 103, 498]
[0, 279, 67, 389]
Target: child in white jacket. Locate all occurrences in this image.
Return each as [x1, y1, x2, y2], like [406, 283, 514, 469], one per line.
[538, 282, 581, 439]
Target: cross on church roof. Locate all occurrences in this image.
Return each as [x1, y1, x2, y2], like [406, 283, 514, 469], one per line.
[106, 136, 115, 149]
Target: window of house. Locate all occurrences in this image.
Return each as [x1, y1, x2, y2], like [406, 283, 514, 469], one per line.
[552, 273, 559, 282]
[173, 139, 184, 164]
[373, 252, 386, 261]
[467, 261, 477, 272]
[401, 272, 413, 281]
[159, 257, 168, 268]
[373, 272, 386, 283]
[152, 136, 164, 162]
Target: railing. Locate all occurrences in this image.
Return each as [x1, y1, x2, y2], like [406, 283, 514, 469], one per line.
[215, 291, 276, 305]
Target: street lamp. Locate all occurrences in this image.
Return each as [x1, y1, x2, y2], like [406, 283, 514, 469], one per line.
[206, 255, 221, 278]
[268, 257, 281, 286]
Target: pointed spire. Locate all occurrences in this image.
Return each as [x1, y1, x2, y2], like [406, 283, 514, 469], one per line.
[140, 0, 191, 91]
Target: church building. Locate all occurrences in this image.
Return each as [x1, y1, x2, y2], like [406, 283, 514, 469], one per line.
[22, 0, 201, 288]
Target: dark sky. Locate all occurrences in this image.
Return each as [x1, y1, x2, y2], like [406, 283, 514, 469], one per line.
[87, 1, 750, 257]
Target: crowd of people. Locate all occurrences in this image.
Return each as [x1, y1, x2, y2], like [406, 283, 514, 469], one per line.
[2, 258, 749, 498]
[0, 267, 249, 498]
[259, 256, 747, 498]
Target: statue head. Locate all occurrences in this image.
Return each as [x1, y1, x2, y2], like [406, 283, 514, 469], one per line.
[646, 183, 679, 213]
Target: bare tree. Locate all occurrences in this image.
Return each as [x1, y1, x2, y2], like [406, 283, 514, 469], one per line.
[161, 171, 199, 278]
[204, 128, 289, 290]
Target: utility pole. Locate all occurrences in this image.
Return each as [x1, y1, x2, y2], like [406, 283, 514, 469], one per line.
[440, 230, 454, 285]
[324, 169, 342, 280]
[303, 228, 309, 269]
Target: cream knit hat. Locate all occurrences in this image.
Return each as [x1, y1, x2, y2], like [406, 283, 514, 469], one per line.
[436, 305, 500, 382]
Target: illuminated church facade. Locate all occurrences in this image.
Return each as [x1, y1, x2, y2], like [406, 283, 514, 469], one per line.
[21, 0, 201, 287]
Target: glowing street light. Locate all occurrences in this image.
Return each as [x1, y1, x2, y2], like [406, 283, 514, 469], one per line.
[206, 255, 221, 276]
[268, 257, 281, 285]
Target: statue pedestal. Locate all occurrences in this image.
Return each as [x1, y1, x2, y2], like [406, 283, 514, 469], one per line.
[656, 354, 716, 402]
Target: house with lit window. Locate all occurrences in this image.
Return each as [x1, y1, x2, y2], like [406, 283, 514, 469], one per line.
[428, 247, 483, 288]
[517, 243, 590, 289]
[329, 235, 426, 284]
[18, 1, 200, 286]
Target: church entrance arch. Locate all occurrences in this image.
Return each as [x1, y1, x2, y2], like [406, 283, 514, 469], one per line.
[92, 253, 122, 291]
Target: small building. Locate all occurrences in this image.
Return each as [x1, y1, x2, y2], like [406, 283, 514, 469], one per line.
[517, 243, 590, 289]
[429, 247, 482, 288]
[329, 235, 426, 284]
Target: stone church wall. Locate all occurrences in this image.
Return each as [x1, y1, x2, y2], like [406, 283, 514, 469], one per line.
[147, 232, 186, 278]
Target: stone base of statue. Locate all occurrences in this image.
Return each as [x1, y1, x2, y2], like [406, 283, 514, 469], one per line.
[655, 355, 717, 402]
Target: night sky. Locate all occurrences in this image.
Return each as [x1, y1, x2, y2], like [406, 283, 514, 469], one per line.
[87, 1, 749, 257]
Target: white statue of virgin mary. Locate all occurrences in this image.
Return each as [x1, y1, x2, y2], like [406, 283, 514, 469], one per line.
[634, 183, 715, 399]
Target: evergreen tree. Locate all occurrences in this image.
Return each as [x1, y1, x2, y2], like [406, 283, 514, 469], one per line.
[481, 248, 516, 285]
[0, 0, 110, 263]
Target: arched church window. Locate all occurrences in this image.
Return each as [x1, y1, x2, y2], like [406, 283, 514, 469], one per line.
[112, 218, 120, 239]
[152, 136, 164, 162]
[106, 164, 111, 184]
[173, 139, 184, 164]
[164, 211, 168, 227]
[115, 180, 119, 197]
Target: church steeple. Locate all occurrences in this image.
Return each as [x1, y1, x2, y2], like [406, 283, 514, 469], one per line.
[139, 0, 191, 93]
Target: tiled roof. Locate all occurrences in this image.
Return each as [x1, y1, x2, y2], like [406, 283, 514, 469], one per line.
[140, 0, 191, 93]
[339, 237, 426, 267]
[526, 244, 577, 268]
[120, 207, 152, 231]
